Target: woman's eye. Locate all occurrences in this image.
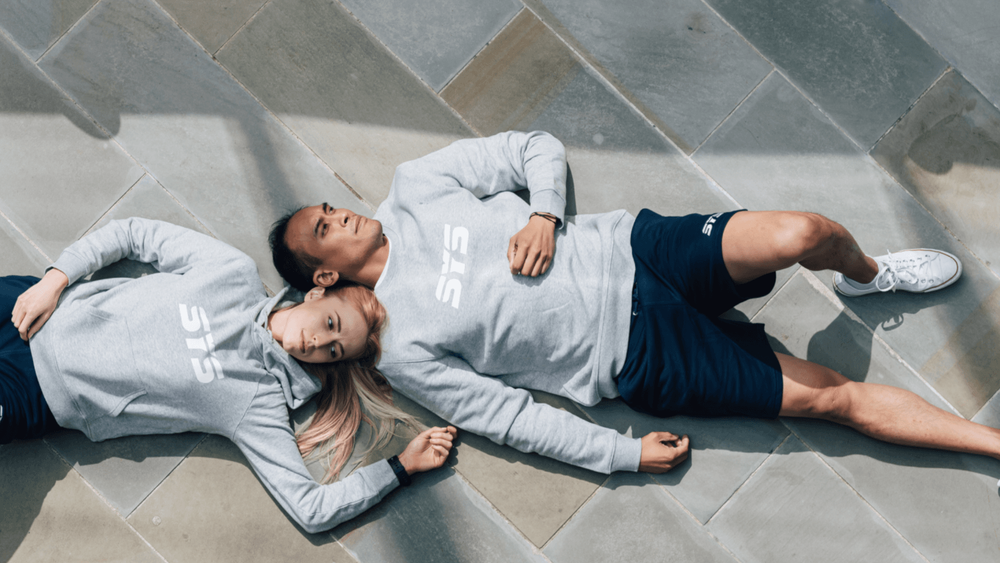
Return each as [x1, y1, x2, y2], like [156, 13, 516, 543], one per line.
[330, 345, 338, 359]
[327, 317, 333, 330]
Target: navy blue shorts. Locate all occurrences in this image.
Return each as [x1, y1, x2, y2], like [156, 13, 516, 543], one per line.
[0, 275, 60, 444]
[616, 210, 784, 419]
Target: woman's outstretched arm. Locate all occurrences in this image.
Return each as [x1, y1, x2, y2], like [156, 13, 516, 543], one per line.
[233, 387, 455, 533]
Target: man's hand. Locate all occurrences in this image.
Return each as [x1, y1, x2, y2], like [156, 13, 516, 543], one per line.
[638, 431, 690, 473]
[397, 426, 457, 474]
[11, 269, 68, 341]
[507, 213, 557, 277]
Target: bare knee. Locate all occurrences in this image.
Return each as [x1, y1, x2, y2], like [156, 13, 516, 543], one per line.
[784, 378, 859, 423]
[771, 212, 840, 263]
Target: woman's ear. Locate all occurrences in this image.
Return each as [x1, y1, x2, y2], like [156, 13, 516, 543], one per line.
[304, 286, 327, 302]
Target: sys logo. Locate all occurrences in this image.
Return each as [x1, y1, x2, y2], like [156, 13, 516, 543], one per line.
[178, 304, 225, 383]
[701, 212, 724, 236]
[435, 224, 469, 309]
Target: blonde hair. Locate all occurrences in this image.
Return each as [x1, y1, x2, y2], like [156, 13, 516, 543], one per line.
[292, 284, 418, 483]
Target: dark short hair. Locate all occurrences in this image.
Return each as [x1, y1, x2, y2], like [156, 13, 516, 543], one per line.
[269, 207, 321, 292]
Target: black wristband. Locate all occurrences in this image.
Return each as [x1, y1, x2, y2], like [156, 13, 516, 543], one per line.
[387, 455, 411, 487]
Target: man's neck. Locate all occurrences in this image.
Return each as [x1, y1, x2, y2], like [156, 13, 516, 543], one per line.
[350, 235, 390, 289]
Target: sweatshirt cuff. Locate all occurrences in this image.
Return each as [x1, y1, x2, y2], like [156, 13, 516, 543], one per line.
[49, 251, 91, 285]
[366, 459, 402, 498]
[529, 189, 566, 226]
[610, 434, 643, 473]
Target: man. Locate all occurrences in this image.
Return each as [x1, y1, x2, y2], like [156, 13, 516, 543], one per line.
[270, 131, 998, 475]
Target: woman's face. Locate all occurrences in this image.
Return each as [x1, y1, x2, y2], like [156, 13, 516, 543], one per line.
[279, 289, 368, 364]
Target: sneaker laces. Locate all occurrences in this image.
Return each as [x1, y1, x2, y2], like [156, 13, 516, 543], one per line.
[874, 250, 931, 292]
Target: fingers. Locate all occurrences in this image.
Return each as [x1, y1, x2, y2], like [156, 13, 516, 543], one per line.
[507, 237, 518, 273]
[26, 311, 53, 340]
[639, 432, 691, 473]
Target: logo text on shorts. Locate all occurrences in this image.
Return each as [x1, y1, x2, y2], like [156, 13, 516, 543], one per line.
[702, 212, 724, 236]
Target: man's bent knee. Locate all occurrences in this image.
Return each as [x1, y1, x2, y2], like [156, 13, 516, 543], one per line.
[771, 212, 839, 264]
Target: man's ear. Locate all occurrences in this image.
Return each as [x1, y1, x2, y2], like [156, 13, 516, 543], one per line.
[304, 286, 327, 302]
[313, 268, 339, 288]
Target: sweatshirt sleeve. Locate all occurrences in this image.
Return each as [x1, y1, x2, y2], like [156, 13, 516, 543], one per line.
[232, 385, 399, 534]
[392, 130, 568, 225]
[382, 356, 642, 474]
[49, 217, 255, 285]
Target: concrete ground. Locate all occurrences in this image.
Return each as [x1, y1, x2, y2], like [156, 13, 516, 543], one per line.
[3, 0, 1000, 561]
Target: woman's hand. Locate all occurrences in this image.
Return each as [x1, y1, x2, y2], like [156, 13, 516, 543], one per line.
[11, 269, 69, 341]
[507, 214, 557, 277]
[397, 426, 457, 475]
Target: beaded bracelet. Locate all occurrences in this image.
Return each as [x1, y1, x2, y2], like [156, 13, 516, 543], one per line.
[529, 212, 558, 225]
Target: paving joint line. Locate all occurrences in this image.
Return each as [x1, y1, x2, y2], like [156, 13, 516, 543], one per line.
[0, 204, 51, 264]
[690, 68, 775, 156]
[782, 422, 933, 563]
[40, 435, 173, 563]
[517, 0, 745, 211]
[331, 0, 481, 136]
[702, 432, 792, 529]
[208, 0, 273, 56]
[431, 461, 555, 558]
[879, 1, 1000, 118]
[32, 0, 105, 63]
[798, 269, 963, 418]
[81, 173, 148, 238]
[534, 472, 614, 553]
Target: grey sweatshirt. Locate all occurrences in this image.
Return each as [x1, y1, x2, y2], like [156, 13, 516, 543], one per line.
[32, 218, 397, 533]
[374, 131, 642, 474]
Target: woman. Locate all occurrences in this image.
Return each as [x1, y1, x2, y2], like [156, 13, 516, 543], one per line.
[1, 217, 455, 533]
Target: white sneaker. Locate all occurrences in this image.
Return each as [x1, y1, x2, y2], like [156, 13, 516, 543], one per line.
[833, 249, 962, 296]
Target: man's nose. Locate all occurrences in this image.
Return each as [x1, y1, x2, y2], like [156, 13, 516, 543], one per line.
[332, 208, 353, 226]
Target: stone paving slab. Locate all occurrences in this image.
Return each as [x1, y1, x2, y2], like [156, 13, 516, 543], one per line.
[443, 9, 732, 218]
[157, 0, 267, 54]
[38, 0, 368, 292]
[544, 472, 737, 563]
[0, 440, 163, 563]
[0, 0, 97, 60]
[0, 31, 144, 262]
[334, 470, 547, 563]
[583, 399, 788, 524]
[216, 0, 472, 207]
[43, 429, 204, 516]
[0, 222, 46, 275]
[339, 0, 521, 92]
[756, 271, 1000, 562]
[707, 437, 926, 563]
[525, 0, 771, 153]
[883, 0, 1000, 110]
[872, 69, 1000, 280]
[696, 71, 1000, 419]
[129, 434, 357, 563]
[394, 392, 607, 547]
[705, 0, 946, 149]
[5, 1, 1000, 561]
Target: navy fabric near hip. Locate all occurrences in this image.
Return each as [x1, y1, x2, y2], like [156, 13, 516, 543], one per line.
[0, 275, 60, 444]
[617, 210, 783, 419]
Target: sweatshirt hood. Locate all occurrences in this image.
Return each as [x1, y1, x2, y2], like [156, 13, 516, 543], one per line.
[252, 287, 322, 409]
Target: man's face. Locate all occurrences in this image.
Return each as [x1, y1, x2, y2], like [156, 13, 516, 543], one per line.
[285, 203, 384, 285]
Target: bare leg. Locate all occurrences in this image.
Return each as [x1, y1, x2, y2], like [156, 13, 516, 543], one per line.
[722, 211, 879, 285]
[777, 353, 1000, 459]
